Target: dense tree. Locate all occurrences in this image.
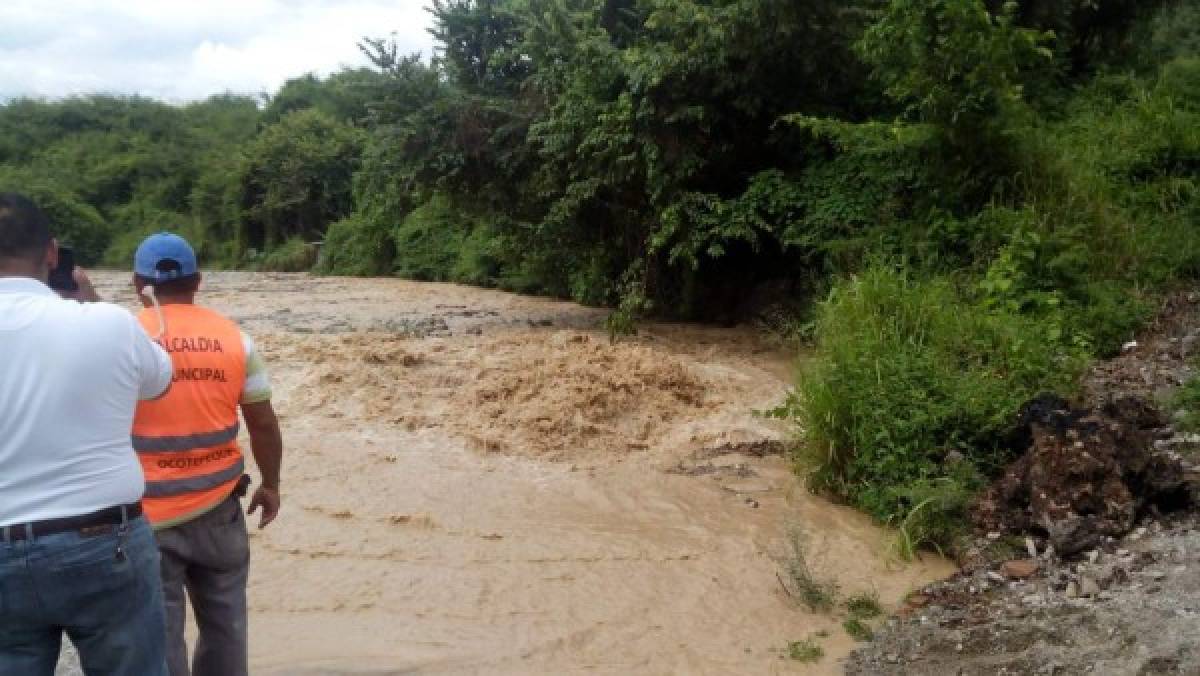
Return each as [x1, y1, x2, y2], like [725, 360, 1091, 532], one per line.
[0, 0, 1194, 308]
[236, 109, 364, 252]
[262, 69, 389, 124]
[2, 0, 1197, 543]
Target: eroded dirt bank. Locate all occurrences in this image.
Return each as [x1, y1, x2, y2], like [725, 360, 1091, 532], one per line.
[848, 292, 1200, 675]
[81, 271, 950, 674]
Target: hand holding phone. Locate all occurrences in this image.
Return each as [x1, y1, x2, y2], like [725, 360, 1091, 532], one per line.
[48, 246, 79, 292]
[48, 247, 101, 302]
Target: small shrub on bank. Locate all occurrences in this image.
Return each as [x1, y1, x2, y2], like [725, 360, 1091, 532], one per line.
[890, 471, 979, 559]
[781, 529, 839, 613]
[844, 591, 883, 620]
[260, 237, 318, 272]
[450, 223, 503, 287]
[842, 617, 874, 642]
[786, 638, 824, 663]
[390, 196, 466, 282]
[389, 196, 506, 287]
[773, 264, 1086, 544]
[317, 214, 393, 276]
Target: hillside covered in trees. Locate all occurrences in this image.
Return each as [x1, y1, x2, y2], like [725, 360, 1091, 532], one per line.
[3, 0, 1200, 546]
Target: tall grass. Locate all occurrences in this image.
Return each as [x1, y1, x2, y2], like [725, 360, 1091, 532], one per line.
[776, 264, 1085, 538]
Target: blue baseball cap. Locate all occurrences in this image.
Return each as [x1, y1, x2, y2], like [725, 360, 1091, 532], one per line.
[134, 233, 198, 281]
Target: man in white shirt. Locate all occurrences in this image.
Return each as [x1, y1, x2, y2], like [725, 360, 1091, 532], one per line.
[0, 193, 173, 675]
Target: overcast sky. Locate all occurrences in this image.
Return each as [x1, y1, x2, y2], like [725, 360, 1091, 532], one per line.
[0, 1, 436, 103]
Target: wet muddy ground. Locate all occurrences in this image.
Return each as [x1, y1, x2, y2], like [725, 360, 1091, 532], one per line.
[61, 271, 951, 674]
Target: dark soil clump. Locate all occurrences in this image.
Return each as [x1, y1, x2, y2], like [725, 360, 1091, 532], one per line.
[974, 394, 1191, 556]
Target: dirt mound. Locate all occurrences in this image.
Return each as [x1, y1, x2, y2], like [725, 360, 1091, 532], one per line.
[849, 290, 1200, 675]
[974, 394, 1192, 556]
[460, 332, 708, 459]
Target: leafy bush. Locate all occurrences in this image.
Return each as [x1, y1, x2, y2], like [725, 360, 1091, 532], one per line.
[106, 198, 198, 258]
[260, 237, 318, 272]
[995, 57, 1200, 354]
[774, 263, 1086, 534]
[317, 215, 393, 277]
[759, 5, 1200, 553]
[103, 224, 157, 269]
[389, 197, 466, 282]
[858, 0, 1051, 136]
[1138, 3, 1200, 68]
[451, 223, 503, 287]
[387, 195, 506, 287]
[235, 109, 364, 253]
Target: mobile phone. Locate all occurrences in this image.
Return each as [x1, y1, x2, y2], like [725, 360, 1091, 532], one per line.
[48, 246, 80, 292]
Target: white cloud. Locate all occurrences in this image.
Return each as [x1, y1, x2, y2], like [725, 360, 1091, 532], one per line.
[0, 1, 435, 102]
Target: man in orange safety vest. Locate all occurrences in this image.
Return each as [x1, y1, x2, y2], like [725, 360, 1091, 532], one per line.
[131, 233, 283, 676]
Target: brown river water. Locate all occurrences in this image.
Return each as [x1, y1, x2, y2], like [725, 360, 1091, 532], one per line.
[73, 271, 951, 675]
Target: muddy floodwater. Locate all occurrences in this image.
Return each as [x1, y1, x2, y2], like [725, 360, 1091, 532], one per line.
[84, 271, 952, 675]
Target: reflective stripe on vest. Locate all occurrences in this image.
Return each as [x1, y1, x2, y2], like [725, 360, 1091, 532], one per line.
[133, 304, 248, 526]
[132, 421, 240, 453]
[145, 457, 246, 498]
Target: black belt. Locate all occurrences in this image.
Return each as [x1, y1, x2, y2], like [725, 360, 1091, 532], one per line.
[1, 502, 143, 542]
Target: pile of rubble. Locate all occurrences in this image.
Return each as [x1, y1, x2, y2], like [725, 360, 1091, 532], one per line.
[972, 394, 1195, 557]
[847, 515, 1200, 674]
[848, 291, 1200, 675]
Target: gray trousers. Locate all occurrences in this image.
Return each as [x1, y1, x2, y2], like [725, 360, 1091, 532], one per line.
[154, 496, 250, 676]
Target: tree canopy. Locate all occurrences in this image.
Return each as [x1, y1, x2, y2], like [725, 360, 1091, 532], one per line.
[3, 0, 1198, 545]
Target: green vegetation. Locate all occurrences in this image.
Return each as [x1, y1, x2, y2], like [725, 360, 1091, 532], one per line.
[845, 591, 884, 620]
[236, 109, 364, 256]
[843, 617, 875, 642]
[260, 238, 320, 273]
[785, 637, 825, 663]
[2, 0, 1199, 551]
[889, 473, 980, 559]
[782, 530, 839, 613]
[1172, 368, 1200, 433]
[0, 83, 376, 268]
[780, 531, 889, 643]
[843, 590, 883, 641]
[771, 265, 1086, 530]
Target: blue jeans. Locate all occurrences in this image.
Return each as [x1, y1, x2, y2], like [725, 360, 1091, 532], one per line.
[0, 515, 168, 675]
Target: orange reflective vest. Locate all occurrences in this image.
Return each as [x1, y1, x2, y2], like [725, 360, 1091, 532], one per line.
[133, 304, 246, 527]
